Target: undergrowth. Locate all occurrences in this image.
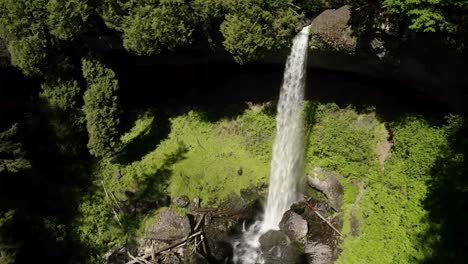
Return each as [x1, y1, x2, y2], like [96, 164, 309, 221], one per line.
[75, 102, 464, 263]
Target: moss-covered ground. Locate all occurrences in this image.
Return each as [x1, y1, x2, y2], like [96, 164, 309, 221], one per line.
[76, 102, 465, 263]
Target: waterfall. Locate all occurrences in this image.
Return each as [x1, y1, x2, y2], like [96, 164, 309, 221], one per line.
[232, 26, 310, 264]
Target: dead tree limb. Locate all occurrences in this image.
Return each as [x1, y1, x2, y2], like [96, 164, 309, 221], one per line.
[126, 231, 203, 264]
[154, 231, 202, 255]
[200, 233, 208, 256]
[101, 180, 122, 227]
[126, 252, 152, 264]
[304, 200, 344, 237]
[194, 213, 206, 232]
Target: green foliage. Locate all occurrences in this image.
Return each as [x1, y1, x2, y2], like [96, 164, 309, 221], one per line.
[46, 0, 90, 40]
[108, 109, 271, 207]
[75, 107, 273, 261]
[164, 111, 271, 205]
[6, 34, 47, 76]
[41, 78, 83, 122]
[305, 103, 380, 178]
[336, 114, 461, 263]
[98, 0, 131, 31]
[191, 0, 226, 20]
[0, 210, 16, 264]
[0, 0, 47, 38]
[76, 190, 125, 262]
[226, 106, 276, 159]
[292, 0, 327, 16]
[82, 57, 121, 158]
[220, 0, 303, 63]
[120, 112, 155, 145]
[383, 0, 468, 34]
[0, 0, 48, 75]
[41, 78, 85, 155]
[0, 124, 30, 173]
[122, 0, 195, 55]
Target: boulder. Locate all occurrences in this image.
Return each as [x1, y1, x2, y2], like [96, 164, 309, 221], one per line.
[289, 200, 341, 261]
[146, 210, 191, 241]
[183, 252, 209, 264]
[103, 244, 126, 264]
[259, 230, 290, 252]
[188, 197, 200, 210]
[159, 253, 181, 264]
[307, 167, 343, 211]
[204, 217, 236, 262]
[172, 195, 190, 208]
[305, 242, 333, 264]
[259, 230, 303, 264]
[309, 5, 357, 54]
[279, 211, 308, 244]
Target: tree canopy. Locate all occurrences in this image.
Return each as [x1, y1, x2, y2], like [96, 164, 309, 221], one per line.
[82, 57, 121, 158]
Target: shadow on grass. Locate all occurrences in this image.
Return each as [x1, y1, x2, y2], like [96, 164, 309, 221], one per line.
[419, 117, 468, 263]
[196, 104, 250, 123]
[114, 110, 171, 165]
[135, 141, 189, 201]
[116, 141, 189, 243]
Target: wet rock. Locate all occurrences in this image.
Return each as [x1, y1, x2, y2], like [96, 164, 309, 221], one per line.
[289, 200, 341, 261]
[146, 210, 191, 241]
[204, 217, 236, 262]
[282, 243, 306, 264]
[103, 244, 126, 264]
[307, 168, 344, 211]
[159, 253, 181, 264]
[279, 211, 308, 244]
[183, 252, 209, 264]
[305, 242, 333, 264]
[259, 230, 303, 264]
[259, 230, 290, 252]
[173, 195, 191, 208]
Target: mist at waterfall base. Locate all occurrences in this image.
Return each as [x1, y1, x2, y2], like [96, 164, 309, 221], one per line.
[232, 26, 310, 264]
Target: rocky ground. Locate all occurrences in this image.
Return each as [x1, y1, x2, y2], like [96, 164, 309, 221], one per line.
[103, 167, 349, 264]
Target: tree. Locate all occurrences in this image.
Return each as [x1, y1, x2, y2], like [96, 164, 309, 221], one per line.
[46, 0, 90, 40]
[0, 210, 16, 264]
[220, 0, 303, 63]
[40, 78, 85, 156]
[0, 0, 49, 75]
[0, 124, 30, 173]
[383, 0, 468, 35]
[121, 0, 195, 55]
[81, 57, 121, 158]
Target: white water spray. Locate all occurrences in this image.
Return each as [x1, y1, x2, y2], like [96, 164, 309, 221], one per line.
[233, 26, 310, 263]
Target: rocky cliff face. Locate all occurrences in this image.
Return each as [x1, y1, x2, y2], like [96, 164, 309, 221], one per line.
[307, 5, 467, 112]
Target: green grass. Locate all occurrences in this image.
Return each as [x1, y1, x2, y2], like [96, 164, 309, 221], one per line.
[304, 103, 383, 180]
[336, 115, 462, 263]
[120, 111, 154, 145]
[116, 109, 274, 207]
[76, 102, 464, 264]
[75, 105, 276, 262]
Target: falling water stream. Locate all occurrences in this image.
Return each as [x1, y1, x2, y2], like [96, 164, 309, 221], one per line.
[232, 26, 311, 263]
